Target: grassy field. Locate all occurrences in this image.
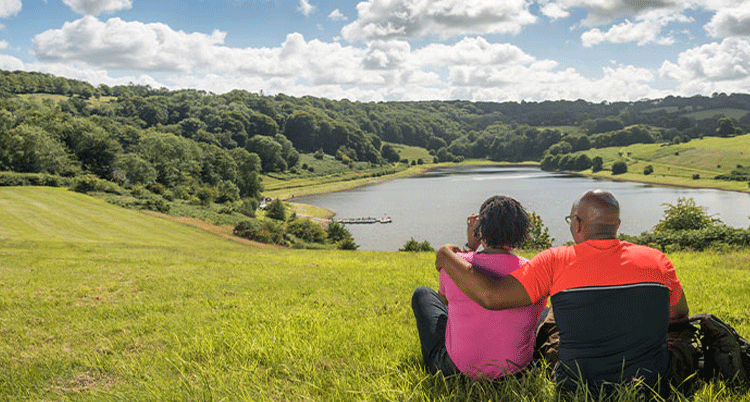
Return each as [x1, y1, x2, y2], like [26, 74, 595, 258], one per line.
[1, 186, 750, 401]
[574, 134, 750, 192]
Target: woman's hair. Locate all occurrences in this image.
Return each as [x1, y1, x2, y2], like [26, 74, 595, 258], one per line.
[477, 195, 531, 249]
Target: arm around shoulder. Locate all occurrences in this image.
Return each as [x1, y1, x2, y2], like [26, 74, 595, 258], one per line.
[435, 245, 532, 310]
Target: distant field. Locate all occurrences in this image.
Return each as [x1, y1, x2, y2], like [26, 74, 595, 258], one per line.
[683, 108, 749, 120]
[1, 186, 750, 401]
[536, 125, 585, 135]
[576, 134, 750, 192]
[386, 142, 434, 162]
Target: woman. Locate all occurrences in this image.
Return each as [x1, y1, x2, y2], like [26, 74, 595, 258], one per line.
[411, 195, 547, 380]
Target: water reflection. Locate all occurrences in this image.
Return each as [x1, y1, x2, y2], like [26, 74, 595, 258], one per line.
[296, 166, 750, 251]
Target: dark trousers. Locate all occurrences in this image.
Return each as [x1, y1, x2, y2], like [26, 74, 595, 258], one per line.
[411, 286, 459, 375]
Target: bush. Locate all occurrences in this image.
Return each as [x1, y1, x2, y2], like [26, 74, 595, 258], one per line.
[692, 173, 700, 180]
[611, 161, 628, 175]
[592, 156, 604, 172]
[520, 212, 553, 250]
[238, 198, 259, 218]
[194, 186, 216, 206]
[72, 175, 122, 194]
[400, 238, 434, 252]
[643, 165, 654, 175]
[233, 219, 286, 245]
[326, 220, 352, 243]
[265, 199, 286, 221]
[287, 218, 327, 244]
[0, 172, 67, 187]
[654, 197, 719, 232]
[337, 238, 359, 250]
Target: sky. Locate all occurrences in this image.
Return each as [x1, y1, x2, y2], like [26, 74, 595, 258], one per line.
[1, 0, 750, 103]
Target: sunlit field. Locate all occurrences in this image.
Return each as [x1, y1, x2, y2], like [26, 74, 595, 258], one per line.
[1, 187, 749, 401]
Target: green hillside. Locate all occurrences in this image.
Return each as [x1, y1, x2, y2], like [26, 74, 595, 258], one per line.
[575, 133, 750, 192]
[1, 187, 750, 401]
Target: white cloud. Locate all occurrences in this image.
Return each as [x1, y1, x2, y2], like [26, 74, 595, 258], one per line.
[62, 0, 132, 16]
[660, 37, 750, 84]
[705, 3, 750, 37]
[540, 2, 570, 19]
[33, 16, 227, 72]
[545, 0, 685, 27]
[581, 11, 692, 46]
[298, 0, 316, 17]
[0, 0, 21, 18]
[24, 15, 679, 102]
[341, 0, 536, 41]
[328, 9, 347, 21]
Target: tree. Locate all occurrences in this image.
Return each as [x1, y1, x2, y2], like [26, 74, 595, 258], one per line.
[287, 218, 327, 243]
[246, 135, 286, 172]
[643, 165, 654, 175]
[265, 199, 286, 221]
[611, 161, 628, 175]
[592, 156, 604, 172]
[716, 117, 740, 137]
[654, 197, 720, 232]
[520, 212, 553, 250]
[380, 144, 400, 163]
[400, 238, 434, 252]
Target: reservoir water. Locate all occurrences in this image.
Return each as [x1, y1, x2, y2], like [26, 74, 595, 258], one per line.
[295, 166, 750, 251]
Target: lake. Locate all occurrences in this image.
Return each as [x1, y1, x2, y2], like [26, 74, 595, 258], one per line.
[295, 166, 750, 251]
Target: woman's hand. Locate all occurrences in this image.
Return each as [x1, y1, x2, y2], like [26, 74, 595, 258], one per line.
[466, 214, 481, 251]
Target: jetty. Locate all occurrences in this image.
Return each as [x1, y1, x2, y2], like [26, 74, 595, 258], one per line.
[336, 216, 392, 224]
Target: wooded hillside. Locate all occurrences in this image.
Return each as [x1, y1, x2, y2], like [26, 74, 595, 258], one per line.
[2, 69, 750, 206]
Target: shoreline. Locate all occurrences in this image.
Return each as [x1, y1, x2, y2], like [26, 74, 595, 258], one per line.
[278, 161, 749, 220]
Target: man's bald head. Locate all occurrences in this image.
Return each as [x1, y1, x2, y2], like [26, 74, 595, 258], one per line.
[571, 190, 621, 241]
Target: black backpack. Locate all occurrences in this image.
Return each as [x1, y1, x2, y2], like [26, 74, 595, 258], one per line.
[691, 313, 750, 386]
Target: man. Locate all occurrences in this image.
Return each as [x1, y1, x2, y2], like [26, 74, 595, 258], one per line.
[436, 189, 689, 397]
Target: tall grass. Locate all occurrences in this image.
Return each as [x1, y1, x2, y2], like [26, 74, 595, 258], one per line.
[1, 187, 749, 401]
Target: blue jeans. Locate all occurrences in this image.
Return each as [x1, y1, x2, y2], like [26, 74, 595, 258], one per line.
[411, 286, 459, 375]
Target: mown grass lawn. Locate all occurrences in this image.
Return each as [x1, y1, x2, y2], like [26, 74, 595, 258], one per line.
[1, 187, 750, 401]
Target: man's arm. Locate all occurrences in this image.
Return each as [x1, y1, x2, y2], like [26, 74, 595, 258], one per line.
[670, 292, 689, 323]
[435, 244, 532, 310]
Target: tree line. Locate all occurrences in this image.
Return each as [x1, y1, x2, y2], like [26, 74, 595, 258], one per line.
[2, 69, 750, 208]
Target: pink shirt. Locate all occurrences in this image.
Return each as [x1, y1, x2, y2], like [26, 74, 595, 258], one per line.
[439, 252, 546, 379]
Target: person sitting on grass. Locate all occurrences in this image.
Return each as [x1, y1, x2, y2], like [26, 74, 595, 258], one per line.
[411, 195, 547, 380]
[436, 189, 689, 398]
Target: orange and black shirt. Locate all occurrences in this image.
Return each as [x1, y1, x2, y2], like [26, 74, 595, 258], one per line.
[510, 239, 683, 392]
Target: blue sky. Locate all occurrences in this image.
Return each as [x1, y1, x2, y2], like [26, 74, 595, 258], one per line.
[1, 0, 749, 102]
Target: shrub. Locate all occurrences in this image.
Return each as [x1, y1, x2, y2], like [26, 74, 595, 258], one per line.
[72, 175, 122, 194]
[643, 165, 654, 175]
[654, 197, 719, 232]
[238, 198, 259, 218]
[400, 238, 434, 252]
[233, 219, 286, 245]
[194, 186, 216, 206]
[326, 220, 353, 243]
[520, 212, 553, 250]
[337, 238, 359, 250]
[265, 199, 286, 221]
[0, 172, 67, 187]
[287, 218, 327, 244]
[592, 156, 604, 172]
[215, 181, 240, 204]
[611, 161, 628, 175]
[692, 173, 700, 180]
